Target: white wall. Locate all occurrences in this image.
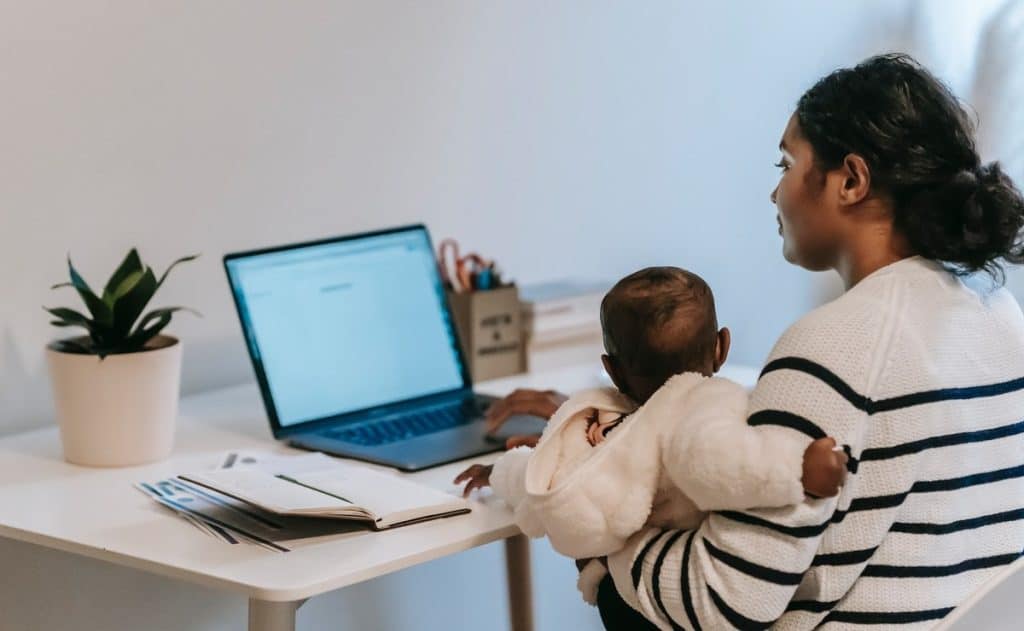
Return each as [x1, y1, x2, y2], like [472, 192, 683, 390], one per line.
[0, 0, 917, 433]
[4, 1, 1008, 630]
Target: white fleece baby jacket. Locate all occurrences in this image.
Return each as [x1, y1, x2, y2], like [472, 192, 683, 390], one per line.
[489, 372, 809, 603]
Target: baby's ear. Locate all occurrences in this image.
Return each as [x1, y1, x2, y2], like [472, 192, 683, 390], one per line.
[601, 354, 629, 394]
[713, 327, 731, 373]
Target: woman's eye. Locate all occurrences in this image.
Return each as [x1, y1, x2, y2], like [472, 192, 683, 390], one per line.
[774, 160, 790, 172]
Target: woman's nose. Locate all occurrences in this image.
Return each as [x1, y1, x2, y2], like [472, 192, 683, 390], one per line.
[770, 185, 778, 205]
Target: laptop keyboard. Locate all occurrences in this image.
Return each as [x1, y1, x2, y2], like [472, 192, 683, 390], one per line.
[319, 403, 474, 447]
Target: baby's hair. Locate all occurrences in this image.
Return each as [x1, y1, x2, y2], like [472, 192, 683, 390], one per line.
[600, 267, 718, 378]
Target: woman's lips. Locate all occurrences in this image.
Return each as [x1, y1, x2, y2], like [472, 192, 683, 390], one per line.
[777, 216, 783, 235]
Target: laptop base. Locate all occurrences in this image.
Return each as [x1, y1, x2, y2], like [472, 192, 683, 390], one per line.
[289, 413, 548, 472]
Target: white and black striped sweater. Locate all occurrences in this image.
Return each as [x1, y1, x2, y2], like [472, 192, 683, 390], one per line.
[607, 256, 1024, 630]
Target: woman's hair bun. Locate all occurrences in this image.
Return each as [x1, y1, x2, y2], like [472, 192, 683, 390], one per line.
[899, 162, 1024, 279]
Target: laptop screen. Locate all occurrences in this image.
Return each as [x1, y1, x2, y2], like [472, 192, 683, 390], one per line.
[225, 227, 468, 428]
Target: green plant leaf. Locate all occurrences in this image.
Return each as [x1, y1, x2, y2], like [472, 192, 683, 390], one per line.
[122, 306, 198, 351]
[108, 269, 145, 304]
[44, 307, 95, 331]
[67, 256, 113, 326]
[122, 312, 172, 350]
[48, 252, 197, 355]
[133, 306, 199, 332]
[156, 254, 199, 290]
[44, 307, 111, 347]
[110, 267, 158, 339]
[102, 249, 144, 302]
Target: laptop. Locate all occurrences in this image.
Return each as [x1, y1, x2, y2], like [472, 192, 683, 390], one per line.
[223, 224, 546, 472]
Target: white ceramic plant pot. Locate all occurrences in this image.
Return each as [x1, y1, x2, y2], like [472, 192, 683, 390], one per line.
[45, 335, 182, 467]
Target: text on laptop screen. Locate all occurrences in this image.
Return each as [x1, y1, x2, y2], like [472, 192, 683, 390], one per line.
[226, 230, 466, 427]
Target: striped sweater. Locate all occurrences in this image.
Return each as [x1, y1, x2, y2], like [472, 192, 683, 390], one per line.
[607, 256, 1024, 630]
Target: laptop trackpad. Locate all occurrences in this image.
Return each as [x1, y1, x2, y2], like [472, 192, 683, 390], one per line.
[484, 414, 547, 443]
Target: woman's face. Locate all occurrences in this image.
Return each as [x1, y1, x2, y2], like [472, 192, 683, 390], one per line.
[770, 114, 845, 271]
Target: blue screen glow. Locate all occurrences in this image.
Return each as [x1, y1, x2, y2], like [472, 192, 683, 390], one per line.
[226, 229, 466, 427]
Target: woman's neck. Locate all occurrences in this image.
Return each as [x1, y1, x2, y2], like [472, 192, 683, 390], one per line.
[835, 221, 916, 290]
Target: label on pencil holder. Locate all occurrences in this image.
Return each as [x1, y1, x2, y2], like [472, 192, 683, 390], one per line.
[447, 285, 525, 382]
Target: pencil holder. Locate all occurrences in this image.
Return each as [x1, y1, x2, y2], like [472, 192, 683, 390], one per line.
[447, 285, 526, 382]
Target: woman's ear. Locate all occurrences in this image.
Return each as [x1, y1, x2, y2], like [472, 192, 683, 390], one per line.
[839, 153, 872, 206]
[712, 327, 731, 373]
[601, 354, 630, 395]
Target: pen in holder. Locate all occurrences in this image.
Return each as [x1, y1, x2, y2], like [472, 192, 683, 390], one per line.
[438, 238, 525, 382]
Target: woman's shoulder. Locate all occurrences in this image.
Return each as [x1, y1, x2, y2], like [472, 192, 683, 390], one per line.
[977, 282, 1024, 325]
[750, 283, 904, 425]
[768, 274, 901, 365]
[763, 262, 1024, 391]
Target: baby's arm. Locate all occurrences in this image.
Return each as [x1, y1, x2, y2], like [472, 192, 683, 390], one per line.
[662, 379, 846, 511]
[488, 446, 532, 509]
[453, 448, 547, 541]
[454, 463, 494, 498]
[453, 436, 540, 498]
[802, 436, 849, 497]
[453, 446, 533, 505]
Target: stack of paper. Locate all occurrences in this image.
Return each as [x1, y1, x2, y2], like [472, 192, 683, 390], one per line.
[137, 451, 469, 552]
[520, 280, 609, 345]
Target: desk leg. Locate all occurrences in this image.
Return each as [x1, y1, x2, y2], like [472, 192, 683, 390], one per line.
[504, 534, 534, 631]
[248, 599, 305, 631]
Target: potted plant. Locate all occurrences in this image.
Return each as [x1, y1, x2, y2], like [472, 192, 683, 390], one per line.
[44, 249, 198, 466]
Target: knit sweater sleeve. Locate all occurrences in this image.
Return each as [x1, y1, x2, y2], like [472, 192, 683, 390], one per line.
[607, 285, 899, 629]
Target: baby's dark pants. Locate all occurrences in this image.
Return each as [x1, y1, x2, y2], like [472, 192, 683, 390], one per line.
[596, 574, 659, 630]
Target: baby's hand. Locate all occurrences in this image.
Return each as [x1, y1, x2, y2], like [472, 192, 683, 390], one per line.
[802, 437, 849, 498]
[454, 463, 494, 498]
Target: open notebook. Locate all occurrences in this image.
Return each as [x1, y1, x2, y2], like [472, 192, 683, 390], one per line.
[179, 453, 470, 530]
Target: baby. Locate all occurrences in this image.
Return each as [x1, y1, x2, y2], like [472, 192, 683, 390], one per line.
[455, 267, 846, 603]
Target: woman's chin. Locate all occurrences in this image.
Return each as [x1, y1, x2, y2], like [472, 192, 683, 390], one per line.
[782, 242, 798, 265]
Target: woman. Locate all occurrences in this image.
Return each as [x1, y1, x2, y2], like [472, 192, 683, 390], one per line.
[487, 54, 1024, 629]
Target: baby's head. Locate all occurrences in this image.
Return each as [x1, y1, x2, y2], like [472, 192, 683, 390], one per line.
[600, 267, 730, 404]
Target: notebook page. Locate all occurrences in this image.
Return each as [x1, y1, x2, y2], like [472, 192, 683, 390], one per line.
[181, 469, 356, 514]
[288, 466, 466, 524]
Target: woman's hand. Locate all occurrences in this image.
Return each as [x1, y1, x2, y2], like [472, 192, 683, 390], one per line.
[485, 388, 568, 434]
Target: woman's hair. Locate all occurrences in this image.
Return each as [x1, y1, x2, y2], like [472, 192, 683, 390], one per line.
[796, 53, 1024, 280]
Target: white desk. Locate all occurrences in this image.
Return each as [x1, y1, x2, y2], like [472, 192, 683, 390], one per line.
[0, 362, 611, 631]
